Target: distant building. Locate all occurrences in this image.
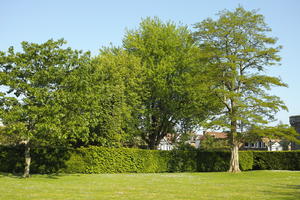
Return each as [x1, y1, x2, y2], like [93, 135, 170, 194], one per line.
[290, 115, 300, 150]
[157, 133, 175, 151]
[200, 131, 228, 139]
[200, 131, 285, 151]
[158, 119, 300, 151]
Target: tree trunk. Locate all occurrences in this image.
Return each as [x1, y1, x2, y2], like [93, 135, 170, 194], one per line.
[228, 143, 240, 172]
[23, 140, 31, 178]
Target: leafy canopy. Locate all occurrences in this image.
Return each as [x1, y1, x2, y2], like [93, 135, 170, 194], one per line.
[194, 7, 288, 135]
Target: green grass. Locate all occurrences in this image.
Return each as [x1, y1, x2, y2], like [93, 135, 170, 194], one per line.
[0, 171, 299, 200]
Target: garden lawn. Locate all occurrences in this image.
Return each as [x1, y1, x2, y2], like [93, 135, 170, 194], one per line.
[0, 171, 299, 200]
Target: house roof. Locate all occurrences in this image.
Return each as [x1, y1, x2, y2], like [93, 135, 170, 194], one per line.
[200, 132, 228, 140]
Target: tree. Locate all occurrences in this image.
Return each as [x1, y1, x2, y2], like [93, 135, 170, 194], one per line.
[0, 39, 90, 177]
[247, 124, 300, 150]
[193, 7, 290, 172]
[123, 17, 219, 149]
[61, 47, 144, 147]
[199, 135, 229, 150]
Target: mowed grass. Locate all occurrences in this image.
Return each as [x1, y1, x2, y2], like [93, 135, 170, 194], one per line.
[0, 171, 299, 200]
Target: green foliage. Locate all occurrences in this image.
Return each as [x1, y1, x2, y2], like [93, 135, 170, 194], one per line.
[0, 146, 250, 174]
[193, 7, 290, 172]
[168, 150, 198, 172]
[123, 17, 219, 149]
[65, 146, 196, 173]
[194, 6, 287, 137]
[2, 146, 300, 173]
[197, 150, 253, 171]
[248, 124, 300, 144]
[61, 48, 144, 147]
[0, 145, 24, 173]
[0, 39, 91, 146]
[239, 151, 254, 171]
[0, 145, 71, 174]
[30, 147, 71, 174]
[253, 151, 300, 170]
[199, 135, 229, 150]
[197, 151, 231, 171]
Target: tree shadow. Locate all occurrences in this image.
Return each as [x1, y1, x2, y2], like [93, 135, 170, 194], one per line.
[0, 172, 71, 179]
[0, 172, 23, 179]
[261, 184, 300, 200]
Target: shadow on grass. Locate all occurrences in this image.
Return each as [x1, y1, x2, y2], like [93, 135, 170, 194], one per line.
[0, 172, 23, 179]
[0, 172, 67, 179]
[261, 185, 300, 200]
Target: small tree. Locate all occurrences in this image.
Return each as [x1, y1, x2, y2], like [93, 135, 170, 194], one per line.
[0, 39, 90, 177]
[194, 7, 289, 172]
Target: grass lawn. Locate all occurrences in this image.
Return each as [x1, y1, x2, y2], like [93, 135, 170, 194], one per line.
[0, 171, 299, 200]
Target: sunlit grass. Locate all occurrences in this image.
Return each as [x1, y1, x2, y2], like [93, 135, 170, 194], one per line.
[0, 171, 299, 200]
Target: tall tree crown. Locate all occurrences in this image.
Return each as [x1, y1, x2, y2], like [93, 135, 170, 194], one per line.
[194, 7, 287, 131]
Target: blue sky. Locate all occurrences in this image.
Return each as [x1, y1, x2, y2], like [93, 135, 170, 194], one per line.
[1, 0, 299, 125]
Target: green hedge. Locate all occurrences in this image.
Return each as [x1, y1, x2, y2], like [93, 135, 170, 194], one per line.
[0, 145, 24, 173]
[253, 151, 300, 170]
[196, 150, 253, 172]
[1, 145, 299, 174]
[64, 147, 199, 173]
[0, 146, 197, 174]
[0, 145, 71, 174]
[65, 146, 171, 173]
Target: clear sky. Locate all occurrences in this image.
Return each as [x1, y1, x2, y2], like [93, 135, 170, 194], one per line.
[1, 0, 299, 125]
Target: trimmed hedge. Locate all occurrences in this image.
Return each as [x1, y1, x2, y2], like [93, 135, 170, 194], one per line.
[0, 145, 71, 174]
[65, 146, 171, 173]
[197, 150, 253, 172]
[0, 146, 197, 174]
[64, 147, 199, 173]
[0, 145, 24, 173]
[0, 145, 299, 174]
[253, 151, 300, 170]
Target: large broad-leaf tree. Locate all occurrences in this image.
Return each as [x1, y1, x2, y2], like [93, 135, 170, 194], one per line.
[0, 39, 91, 177]
[123, 17, 220, 149]
[193, 7, 292, 172]
[62, 47, 144, 147]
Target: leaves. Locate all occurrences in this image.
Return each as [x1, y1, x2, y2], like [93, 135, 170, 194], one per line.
[123, 17, 220, 148]
[194, 7, 288, 136]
